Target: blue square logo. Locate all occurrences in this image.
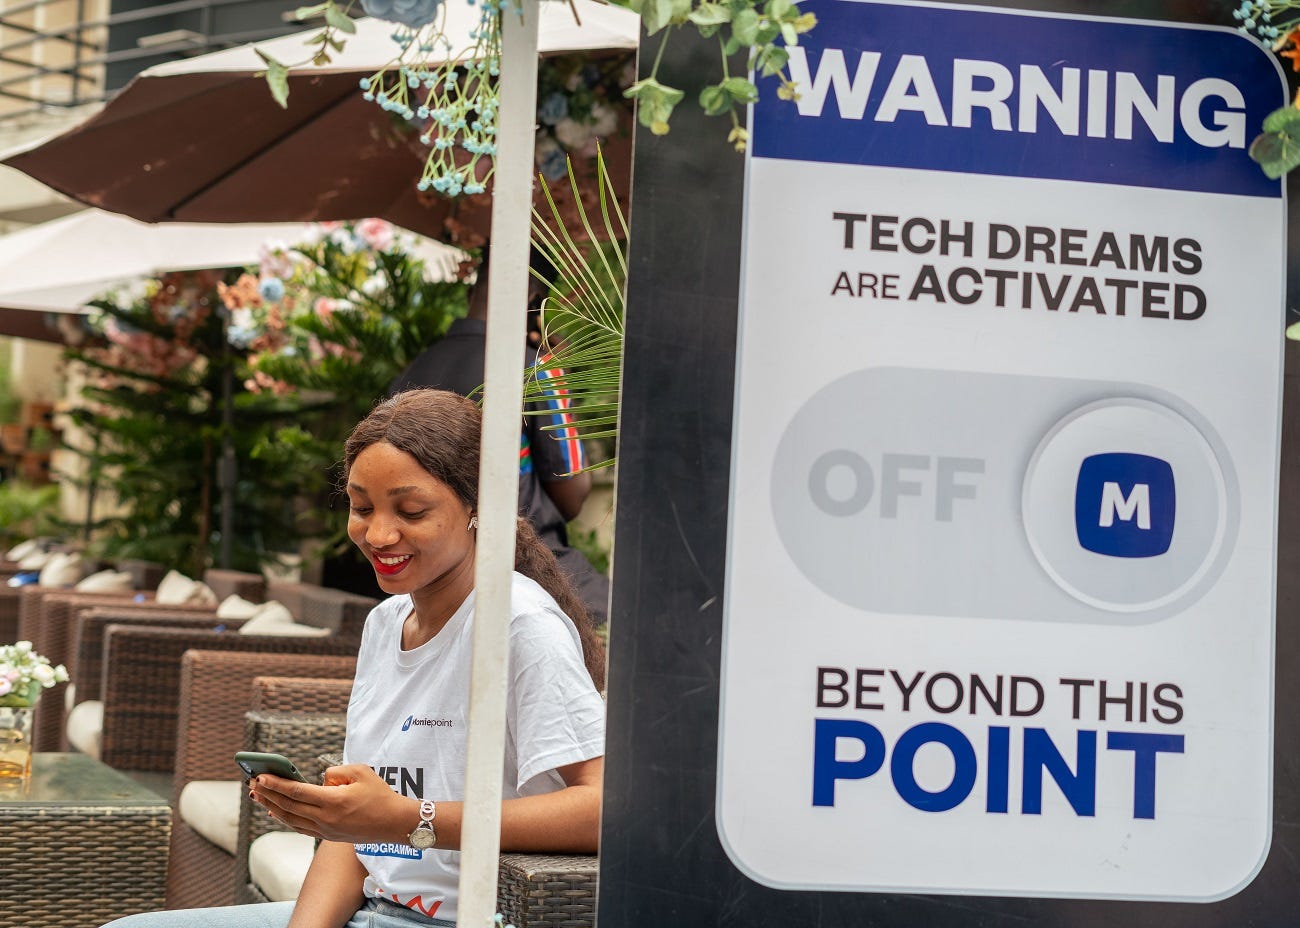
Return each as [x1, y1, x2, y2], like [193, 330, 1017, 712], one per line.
[1075, 453, 1175, 558]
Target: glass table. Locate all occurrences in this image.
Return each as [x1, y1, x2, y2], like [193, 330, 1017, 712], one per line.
[0, 753, 171, 927]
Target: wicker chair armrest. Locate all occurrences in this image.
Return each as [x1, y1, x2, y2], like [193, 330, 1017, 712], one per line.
[173, 652, 355, 794]
[73, 607, 229, 705]
[233, 711, 347, 895]
[497, 854, 599, 928]
[249, 676, 353, 715]
[100, 626, 357, 772]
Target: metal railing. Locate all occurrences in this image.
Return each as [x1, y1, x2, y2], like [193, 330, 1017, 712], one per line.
[0, 0, 304, 121]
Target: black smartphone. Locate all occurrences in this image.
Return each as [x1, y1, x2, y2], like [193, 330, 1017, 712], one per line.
[234, 751, 308, 782]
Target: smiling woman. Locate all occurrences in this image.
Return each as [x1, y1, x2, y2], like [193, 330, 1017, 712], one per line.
[102, 388, 607, 928]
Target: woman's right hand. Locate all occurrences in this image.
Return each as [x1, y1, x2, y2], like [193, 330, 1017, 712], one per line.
[252, 763, 417, 845]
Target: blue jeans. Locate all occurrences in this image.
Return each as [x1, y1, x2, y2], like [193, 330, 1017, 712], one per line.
[101, 897, 457, 928]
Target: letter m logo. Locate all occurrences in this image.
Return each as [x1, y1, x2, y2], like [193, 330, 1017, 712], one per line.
[1075, 453, 1175, 558]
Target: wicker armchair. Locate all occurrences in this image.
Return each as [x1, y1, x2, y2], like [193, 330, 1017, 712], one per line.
[167, 654, 356, 911]
[236, 721, 600, 925]
[96, 624, 360, 773]
[234, 682, 353, 905]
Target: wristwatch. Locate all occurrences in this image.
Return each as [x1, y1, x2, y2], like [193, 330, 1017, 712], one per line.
[408, 799, 437, 850]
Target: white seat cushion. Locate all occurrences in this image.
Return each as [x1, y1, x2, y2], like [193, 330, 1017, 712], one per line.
[39, 552, 84, 587]
[156, 570, 219, 605]
[178, 780, 243, 855]
[65, 700, 103, 759]
[17, 549, 51, 570]
[74, 569, 134, 592]
[6, 539, 39, 561]
[249, 831, 316, 902]
[238, 601, 328, 638]
[217, 594, 261, 619]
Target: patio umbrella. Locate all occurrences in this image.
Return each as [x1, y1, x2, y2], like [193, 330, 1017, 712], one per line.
[0, 1, 638, 242]
[0, 209, 462, 343]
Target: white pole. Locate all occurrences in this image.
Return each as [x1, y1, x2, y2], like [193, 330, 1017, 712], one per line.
[458, 0, 540, 924]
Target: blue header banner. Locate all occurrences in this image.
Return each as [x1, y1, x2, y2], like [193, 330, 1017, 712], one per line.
[752, 0, 1286, 198]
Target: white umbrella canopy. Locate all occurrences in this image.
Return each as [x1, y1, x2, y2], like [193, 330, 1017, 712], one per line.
[0, 209, 463, 342]
[1, 0, 638, 241]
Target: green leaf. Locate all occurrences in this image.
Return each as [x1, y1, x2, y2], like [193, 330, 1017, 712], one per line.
[699, 84, 731, 116]
[688, 2, 732, 25]
[1263, 104, 1300, 134]
[312, 50, 332, 66]
[781, 22, 798, 45]
[722, 77, 759, 104]
[641, 0, 674, 34]
[256, 49, 291, 108]
[757, 45, 789, 77]
[766, 0, 792, 18]
[324, 3, 357, 34]
[1250, 105, 1300, 179]
[732, 7, 760, 45]
[1287, 319, 1300, 341]
[294, 3, 330, 19]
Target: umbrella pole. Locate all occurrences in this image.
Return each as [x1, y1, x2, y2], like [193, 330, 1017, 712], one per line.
[219, 310, 235, 569]
[458, 0, 540, 923]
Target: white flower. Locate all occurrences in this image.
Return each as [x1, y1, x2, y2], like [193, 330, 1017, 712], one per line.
[31, 664, 54, 686]
[361, 275, 388, 297]
[13, 641, 31, 654]
[54, 665, 69, 684]
[0, 679, 9, 697]
[330, 229, 359, 254]
[591, 102, 619, 137]
[554, 118, 594, 150]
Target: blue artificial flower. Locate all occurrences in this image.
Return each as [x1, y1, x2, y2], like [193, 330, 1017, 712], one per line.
[362, 0, 443, 29]
[538, 92, 569, 126]
[258, 277, 286, 302]
[539, 147, 568, 181]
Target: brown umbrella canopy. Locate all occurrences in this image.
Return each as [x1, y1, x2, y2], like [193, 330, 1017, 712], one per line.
[4, 3, 637, 246]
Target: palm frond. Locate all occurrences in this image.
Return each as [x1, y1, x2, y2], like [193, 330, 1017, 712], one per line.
[523, 148, 628, 469]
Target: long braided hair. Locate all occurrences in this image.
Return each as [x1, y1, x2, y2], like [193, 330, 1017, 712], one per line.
[343, 388, 606, 690]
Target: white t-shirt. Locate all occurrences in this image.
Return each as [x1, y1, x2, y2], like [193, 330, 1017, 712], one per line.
[342, 572, 606, 923]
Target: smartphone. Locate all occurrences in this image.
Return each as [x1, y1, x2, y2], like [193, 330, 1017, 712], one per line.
[234, 751, 308, 782]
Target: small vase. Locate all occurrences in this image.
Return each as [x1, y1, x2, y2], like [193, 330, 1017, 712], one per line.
[0, 705, 34, 781]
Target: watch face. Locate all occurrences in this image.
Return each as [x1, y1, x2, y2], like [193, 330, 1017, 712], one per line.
[409, 826, 436, 850]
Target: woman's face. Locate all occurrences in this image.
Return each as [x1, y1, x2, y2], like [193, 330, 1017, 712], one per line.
[345, 440, 475, 597]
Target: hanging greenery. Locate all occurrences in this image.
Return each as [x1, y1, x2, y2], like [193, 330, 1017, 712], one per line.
[258, 0, 814, 193]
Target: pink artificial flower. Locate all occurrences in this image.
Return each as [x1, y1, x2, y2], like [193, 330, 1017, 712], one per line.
[0, 678, 10, 697]
[318, 220, 344, 232]
[314, 297, 336, 320]
[356, 218, 395, 251]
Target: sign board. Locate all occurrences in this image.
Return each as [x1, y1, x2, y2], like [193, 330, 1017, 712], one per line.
[719, 0, 1286, 902]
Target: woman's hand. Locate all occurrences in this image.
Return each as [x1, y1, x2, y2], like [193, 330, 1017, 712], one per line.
[250, 764, 415, 844]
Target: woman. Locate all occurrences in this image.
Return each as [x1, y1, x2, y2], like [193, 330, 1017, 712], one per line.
[105, 389, 606, 928]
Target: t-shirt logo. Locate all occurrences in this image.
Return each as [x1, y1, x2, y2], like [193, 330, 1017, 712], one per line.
[402, 715, 414, 732]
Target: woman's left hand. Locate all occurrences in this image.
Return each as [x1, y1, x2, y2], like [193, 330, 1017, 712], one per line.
[250, 764, 413, 844]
